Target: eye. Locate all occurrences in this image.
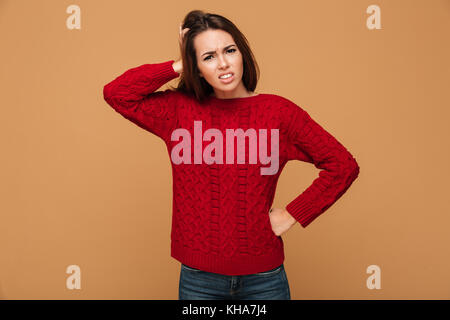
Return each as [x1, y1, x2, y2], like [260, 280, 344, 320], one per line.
[203, 48, 237, 61]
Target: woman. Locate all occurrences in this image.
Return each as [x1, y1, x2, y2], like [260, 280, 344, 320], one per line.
[103, 10, 360, 300]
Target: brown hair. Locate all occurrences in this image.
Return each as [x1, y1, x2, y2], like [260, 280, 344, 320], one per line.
[168, 10, 260, 103]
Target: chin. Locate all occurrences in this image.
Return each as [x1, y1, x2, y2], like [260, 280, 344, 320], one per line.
[217, 82, 239, 91]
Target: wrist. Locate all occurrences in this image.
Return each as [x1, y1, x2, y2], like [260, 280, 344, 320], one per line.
[172, 60, 182, 74]
[284, 208, 297, 224]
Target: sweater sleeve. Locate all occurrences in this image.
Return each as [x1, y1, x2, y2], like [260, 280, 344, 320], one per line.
[103, 60, 180, 142]
[284, 101, 360, 228]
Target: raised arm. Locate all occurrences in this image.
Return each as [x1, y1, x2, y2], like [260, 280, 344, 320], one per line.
[284, 101, 360, 228]
[103, 60, 180, 142]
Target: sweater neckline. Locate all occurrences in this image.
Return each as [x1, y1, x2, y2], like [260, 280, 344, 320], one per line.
[206, 93, 266, 107]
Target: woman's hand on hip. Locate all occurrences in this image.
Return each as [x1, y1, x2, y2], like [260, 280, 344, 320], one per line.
[269, 207, 297, 236]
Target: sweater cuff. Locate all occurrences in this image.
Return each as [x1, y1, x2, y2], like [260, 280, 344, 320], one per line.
[285, 196, 318, 228]
[159, 59, 180, 79]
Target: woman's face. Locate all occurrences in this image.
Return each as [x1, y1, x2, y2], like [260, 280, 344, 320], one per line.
[194, 29, 249, 99]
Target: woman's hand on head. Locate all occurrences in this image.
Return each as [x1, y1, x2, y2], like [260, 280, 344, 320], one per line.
[172, 22, 189, 74]
[173, 22, 190, 74]
[178, 22, 189, 49]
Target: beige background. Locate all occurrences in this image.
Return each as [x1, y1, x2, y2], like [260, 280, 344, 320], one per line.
[1, 0, 449, 299]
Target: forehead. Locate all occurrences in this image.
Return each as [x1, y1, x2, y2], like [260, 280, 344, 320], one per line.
[194, 29, 235, 53]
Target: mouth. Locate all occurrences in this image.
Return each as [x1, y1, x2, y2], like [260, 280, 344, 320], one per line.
[218, 72, 234, 84]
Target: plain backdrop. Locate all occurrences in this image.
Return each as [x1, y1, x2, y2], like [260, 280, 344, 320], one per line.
[0, 0, 449, 299]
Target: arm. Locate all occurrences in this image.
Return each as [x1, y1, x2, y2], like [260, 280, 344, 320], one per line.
[103, 59, 180, 142]
[284, 101, 360, 228]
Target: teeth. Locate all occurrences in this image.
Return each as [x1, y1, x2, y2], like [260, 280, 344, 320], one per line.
[219, 73, 232, 79]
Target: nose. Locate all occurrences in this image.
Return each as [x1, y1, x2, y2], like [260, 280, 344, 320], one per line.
[217, 54, 229, 69]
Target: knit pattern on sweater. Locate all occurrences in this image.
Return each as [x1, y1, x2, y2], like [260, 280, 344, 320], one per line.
[103, 60, 360, 275]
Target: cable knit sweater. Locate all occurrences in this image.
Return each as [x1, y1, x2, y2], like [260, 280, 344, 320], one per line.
[103, 59, 360, 275]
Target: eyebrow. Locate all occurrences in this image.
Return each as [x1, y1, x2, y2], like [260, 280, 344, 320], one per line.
[201, 44, 236, 57]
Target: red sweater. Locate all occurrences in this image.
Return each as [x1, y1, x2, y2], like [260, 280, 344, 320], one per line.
[103, 59, 360, 275]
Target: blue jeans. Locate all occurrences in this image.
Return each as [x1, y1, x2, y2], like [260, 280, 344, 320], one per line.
[178, 263, 291, 300]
